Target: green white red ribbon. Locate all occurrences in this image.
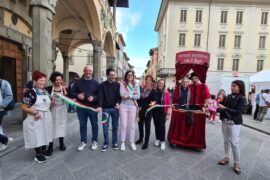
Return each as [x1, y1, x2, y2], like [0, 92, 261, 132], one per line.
[54, 93, 98, 112]
[145, 105, 173, 117]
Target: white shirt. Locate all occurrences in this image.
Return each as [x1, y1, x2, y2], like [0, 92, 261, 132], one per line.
[259, 93, 270, 107]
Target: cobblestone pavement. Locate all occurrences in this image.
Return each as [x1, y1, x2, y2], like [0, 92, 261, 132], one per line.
[0, 112, 270, 180]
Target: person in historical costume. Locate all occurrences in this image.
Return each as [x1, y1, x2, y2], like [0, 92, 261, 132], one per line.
[188, 72, 211, 110]
[21, 71, 53, 163]
[46, 71, 68, 151]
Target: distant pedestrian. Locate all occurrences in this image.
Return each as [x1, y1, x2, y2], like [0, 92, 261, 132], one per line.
[69, 65, 101, 151]
[119, 70, 140, 151]
[256, 89, 270, 122]
[21, 71, 53, 163]
[99, 68, 121, 152]
[0, 78, 14, 151]
[46, 71, 68, 152]
[253, 90, 263, 120]
[218, 80, 247, 175]
[67, 77, 79, 113]
[208, 95, 218, 123]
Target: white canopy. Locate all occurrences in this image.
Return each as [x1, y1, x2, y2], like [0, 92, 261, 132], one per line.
[250, 70, 270, 83]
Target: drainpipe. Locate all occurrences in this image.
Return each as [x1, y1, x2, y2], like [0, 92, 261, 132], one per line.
[113, 0, 118, 24]
[206, 0, 213, 52]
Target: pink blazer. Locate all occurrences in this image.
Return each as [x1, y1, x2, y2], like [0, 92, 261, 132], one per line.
[163, 91, 171, 114]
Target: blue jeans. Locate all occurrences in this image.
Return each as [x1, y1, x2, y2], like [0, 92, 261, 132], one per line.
[77, 108, 98, 143]
[102, 108, 119, 145]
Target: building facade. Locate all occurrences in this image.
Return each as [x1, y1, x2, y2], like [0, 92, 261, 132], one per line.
[155, 0, 270, 94]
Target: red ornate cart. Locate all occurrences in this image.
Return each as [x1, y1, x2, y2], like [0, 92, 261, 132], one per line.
[167, 51, 210, 150]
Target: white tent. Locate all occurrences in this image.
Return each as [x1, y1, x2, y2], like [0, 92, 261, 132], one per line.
[249, 70, 270, 119]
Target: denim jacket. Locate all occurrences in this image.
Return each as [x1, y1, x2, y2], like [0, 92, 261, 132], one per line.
[0, 79, 13, 108]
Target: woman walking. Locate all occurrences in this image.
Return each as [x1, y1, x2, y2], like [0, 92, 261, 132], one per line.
[46, 71, 68, 151]
[136, 75, 155, 150]
[152, 79, 171, 150]
[217, 80, 247, 175]
[21, 71, 53, 163]
[119, 70, 140, 151]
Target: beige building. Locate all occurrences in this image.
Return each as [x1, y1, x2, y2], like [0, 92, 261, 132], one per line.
[155, 0, 270, 94]
[141, 47, 158, 84]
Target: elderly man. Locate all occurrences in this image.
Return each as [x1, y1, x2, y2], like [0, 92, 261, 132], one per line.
[70, 65, 101, 151]
[175, 77, 191, 109]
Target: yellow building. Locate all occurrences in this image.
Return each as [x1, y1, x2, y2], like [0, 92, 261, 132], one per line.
[155, 0, 270, 94]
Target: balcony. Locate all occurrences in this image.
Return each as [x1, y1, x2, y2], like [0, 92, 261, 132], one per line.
[157, 68, 175, 78]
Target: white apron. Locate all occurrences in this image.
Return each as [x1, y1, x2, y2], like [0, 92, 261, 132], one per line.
[51, 86, 68, 138]
[23, 88, 53, 148]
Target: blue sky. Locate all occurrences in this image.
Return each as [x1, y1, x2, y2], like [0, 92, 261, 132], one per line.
[116, 0, 162, 77]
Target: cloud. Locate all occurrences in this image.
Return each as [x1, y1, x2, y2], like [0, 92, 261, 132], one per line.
[116, 9, 142, 41]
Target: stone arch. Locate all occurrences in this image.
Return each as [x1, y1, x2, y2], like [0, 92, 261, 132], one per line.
[103, 31, 115, 57]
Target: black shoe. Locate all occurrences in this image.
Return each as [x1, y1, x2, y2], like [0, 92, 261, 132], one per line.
[59, 138, 66, 151]
[135, 139, 143, 144]
[142, 143, 148, 150]
[34, 154, 47, 163]
[43, 150, 53, 159]
[101, 144, 108, 152]
[113, 144, 119, 150]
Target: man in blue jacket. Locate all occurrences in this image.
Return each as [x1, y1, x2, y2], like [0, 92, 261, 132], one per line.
[70, 65, 101, 151]
[0, 79, 13, 151]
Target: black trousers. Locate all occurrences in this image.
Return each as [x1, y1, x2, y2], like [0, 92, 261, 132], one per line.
[0, 134, 8, 144]
[138, 110, 152, 144]
[253, 104, 259, 120]
[153, 111, 166, 142]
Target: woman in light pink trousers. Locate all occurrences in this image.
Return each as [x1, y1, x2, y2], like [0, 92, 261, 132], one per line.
[119, 70, 140, 151]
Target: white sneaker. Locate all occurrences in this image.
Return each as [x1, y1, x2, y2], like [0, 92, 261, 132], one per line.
[130, 143, 136, 151]
[91, 141, 98, 150]
[0, 143, 8, 152]
[77, 142, 86, 151]
[160, 142, 166, 150]
[154, 140, 160, 147]
[120, 143, 125, 151]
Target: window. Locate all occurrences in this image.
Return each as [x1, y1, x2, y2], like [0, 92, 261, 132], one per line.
[236, 11, 243, 24]
[180, 10, 187, 22]
[261, 12, 268, 25]
[259, 36, 266, 49]
[196, 10, 202, 23]
[179, 33, 186, 46]
[221, 11, 228, 24]
[234, 35, 241, 48]
[217, 58, 224, 71]
[257, 60, 264, 71]
[219, 35, 226, 48]
[194, 34, 201, 47]
[232, 59, 239, 71]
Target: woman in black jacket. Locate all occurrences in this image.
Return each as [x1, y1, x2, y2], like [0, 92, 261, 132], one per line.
[217, 80, 247, 175]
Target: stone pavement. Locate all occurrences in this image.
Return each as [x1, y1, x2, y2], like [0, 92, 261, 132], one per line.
[242, 114, 270, 135]
[0, 107, 270, 180]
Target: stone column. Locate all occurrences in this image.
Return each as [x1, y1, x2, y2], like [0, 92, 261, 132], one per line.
[63, 56, 69, 83]
[92, 40, 103, 81]
[30, 0, 57, 76]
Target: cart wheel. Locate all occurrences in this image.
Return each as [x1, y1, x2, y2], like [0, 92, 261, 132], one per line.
[170, 143, 177, 149]
[195, 148, 202, 152]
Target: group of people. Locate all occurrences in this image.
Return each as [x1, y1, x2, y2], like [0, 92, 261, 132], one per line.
[20, 66, 173, 164]
[253, 89, 270, 122]
[0, 66, 256, 175]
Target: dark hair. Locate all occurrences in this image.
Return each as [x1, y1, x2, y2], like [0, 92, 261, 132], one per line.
[49, 71, 63, 83]
[32, 71, 47, 81]
[232, 80, 246, 96]
[106, 68, 115, 76]
[265, 89, 270, 93]
[157, 79, 166, 92]
[144, 75, 153, 82]
[124, 70, 135, 86]
[211, 94, 216, 99]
